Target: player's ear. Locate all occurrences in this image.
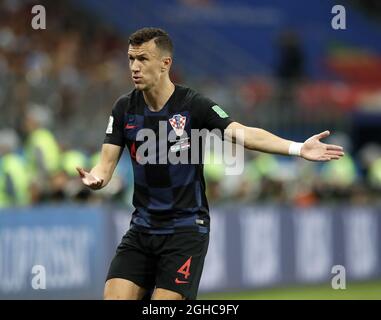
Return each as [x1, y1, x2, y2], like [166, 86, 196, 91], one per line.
[161, 56, 172, 72]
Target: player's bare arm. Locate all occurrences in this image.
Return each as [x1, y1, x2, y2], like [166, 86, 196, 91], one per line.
[77, 143, 123, 189]
[226, 121, 345, 162]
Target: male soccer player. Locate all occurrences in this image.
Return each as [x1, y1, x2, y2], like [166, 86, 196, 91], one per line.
[77, 28, 344, 300]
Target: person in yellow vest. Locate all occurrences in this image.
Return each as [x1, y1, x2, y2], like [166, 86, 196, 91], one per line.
[61, 149, 88, 178]
[0, 129, 31, 208]
[229, 152, 264, 203]
[359, 143, 381, 191]
[321, 154, 357, 188]
[89, 152, 101, 170]
[203, 149, 225, 202]
[23, 105, 61, 202]
[368, 157, 381, 190]
[318, 133, 356, 202]
[319, 152, 357, 203]
[53, 148, 89, 201]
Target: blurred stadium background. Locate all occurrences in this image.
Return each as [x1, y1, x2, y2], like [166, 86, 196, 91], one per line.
[0, 0, 381, 299]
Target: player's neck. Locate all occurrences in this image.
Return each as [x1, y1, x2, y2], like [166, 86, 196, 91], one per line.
[143, 79, 175, 112]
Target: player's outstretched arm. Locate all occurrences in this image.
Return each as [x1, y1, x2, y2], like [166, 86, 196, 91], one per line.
[225, 122, 344, 162]
[77, 143, 123, 190]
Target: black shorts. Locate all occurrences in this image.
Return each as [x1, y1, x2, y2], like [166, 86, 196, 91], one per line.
[106, 228, 209, 300]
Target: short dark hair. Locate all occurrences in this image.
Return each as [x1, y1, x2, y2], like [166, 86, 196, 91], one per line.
[129, 27, 173, 56]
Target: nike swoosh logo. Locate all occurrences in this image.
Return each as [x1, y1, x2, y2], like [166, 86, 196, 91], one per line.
[125, 124, 137, 129]
[175, 278, 189, 284]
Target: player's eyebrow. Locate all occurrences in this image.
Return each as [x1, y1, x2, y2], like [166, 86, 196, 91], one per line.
[128, 53, 149, 59]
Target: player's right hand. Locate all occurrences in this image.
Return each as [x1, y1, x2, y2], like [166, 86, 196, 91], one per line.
[76, 167, 104, 190]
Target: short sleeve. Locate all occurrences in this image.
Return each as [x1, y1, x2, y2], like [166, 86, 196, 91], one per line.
[103, 98, 125, 147]
[191, 94, 233, 132]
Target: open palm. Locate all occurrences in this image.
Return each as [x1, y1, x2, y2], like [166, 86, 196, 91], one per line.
[301, 131, 344, 161]
[76, 167, 104, 190]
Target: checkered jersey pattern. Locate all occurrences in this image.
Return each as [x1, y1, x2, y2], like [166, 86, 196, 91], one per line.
[169, 114, 186, 132]
[104, 85, 233, 234]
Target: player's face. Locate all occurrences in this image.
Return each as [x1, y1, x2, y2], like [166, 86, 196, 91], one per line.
[128, 39, 170, 91]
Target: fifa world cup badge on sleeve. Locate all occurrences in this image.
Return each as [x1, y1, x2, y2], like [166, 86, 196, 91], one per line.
[106, 116, 114, 134]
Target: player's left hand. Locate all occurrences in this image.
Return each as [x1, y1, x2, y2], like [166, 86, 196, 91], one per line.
[301, 130, 345, 161]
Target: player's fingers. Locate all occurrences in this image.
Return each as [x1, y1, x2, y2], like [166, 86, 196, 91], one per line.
[76, 167, 86, 178]
[317, 154, 343, 161]
[326, 144, 344, 151]
[91, 180, 103, 190]
[83, 180, 98, 188]
[89, 178, 103, 189]
[320, 154, 341, 161]
[316, 130, 330, 140]
[326, 150, 344, 157]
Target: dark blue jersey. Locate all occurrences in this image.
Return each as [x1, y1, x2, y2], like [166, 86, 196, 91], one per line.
[104, 85, 233, 234]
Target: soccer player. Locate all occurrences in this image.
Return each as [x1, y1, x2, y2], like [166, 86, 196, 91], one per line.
[77, 28, 344, 300]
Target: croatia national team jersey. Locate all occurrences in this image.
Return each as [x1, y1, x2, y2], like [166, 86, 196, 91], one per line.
[104, 84, 233, 234]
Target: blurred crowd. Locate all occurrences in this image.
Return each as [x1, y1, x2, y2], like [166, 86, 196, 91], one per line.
[0, 0, 134, 208]
[0, 0, 133, 150]
[204, 144, 381, 207]
[1, 0, 381, 209]
[1, 108, 381, 209]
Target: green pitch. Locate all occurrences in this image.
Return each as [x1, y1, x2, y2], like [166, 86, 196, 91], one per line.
[199, 280, 381, 300]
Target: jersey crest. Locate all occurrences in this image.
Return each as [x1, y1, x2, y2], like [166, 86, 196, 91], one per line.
[169, 114, 186, 136]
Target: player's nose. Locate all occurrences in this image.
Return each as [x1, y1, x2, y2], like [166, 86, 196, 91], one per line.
[130, 60, 141, 72]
